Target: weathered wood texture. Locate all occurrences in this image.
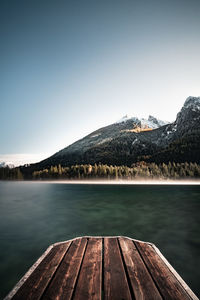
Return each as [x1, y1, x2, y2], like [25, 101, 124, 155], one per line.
[5, 237, 198, 300]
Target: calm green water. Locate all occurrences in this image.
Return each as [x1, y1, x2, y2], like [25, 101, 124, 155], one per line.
[0, 182, 199, 298]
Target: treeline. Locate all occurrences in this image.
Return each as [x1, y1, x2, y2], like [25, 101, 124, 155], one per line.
[1, 162, 200, 180]
[0, 167, 23, 180]
[31, 162, 200, 180]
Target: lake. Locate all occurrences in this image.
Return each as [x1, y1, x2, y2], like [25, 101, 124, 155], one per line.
[0, 181, 199, 299]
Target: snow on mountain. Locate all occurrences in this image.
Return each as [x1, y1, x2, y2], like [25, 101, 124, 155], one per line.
[116, 114, 169, 129]
[141, 116, 169, 129]
[115, 115, 139, 124]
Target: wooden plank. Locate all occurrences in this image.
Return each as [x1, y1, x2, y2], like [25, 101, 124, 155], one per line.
[118, 237, 162, 300]
[104, 237, 132, 300]
[135, 241, 193, 300]
[42, 237, 87, 299]
[11, 242, 71, 300]
[151, 244, 199, 300]
[72, 238, 102, 300]
[5, 245, 54, 300]
[6, 236, 198, 300]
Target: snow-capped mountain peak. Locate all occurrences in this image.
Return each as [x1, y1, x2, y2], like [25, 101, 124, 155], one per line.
[115, 115, 139, 124]
[141, 116, 169, 129]
[116, 114, 168, 129]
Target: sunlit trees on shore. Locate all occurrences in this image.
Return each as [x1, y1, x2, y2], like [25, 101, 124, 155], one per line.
[31, 162, 200, 180]
[1, 162, 200, 180]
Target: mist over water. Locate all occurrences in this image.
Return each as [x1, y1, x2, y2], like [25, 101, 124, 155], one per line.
[0, 181, 199, 298]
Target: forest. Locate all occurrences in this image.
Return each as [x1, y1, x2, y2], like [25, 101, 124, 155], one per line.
[0, 161, 200, 180]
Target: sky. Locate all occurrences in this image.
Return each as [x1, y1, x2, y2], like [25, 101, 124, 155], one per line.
[1, 0, 200, 165]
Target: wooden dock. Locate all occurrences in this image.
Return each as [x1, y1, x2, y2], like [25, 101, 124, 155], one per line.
[5, 236, 198, 300]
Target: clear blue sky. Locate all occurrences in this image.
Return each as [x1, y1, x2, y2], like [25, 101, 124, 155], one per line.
[1, 0, 200, 165]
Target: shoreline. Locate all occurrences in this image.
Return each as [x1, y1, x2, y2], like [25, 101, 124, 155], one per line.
[1, 179, 200, 185]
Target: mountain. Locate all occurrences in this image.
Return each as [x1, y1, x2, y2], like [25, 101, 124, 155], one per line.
[26, 96, 200, 172]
